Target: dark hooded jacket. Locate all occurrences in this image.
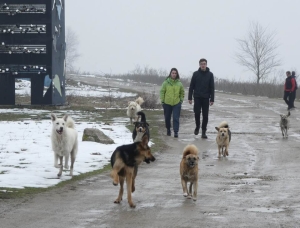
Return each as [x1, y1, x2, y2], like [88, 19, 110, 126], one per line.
[188, 67, 215, 102]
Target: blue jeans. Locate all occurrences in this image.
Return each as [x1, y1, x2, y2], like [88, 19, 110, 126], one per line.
[163, 102, 181, 133]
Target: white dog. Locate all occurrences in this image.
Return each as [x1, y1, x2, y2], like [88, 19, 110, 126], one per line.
[127, 97, 144, 124]
[51, 114, 78, 177]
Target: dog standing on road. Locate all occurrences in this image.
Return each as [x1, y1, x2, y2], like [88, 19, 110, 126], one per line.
[127, 97, 144, 124]
[180, 144, 199, 201]
[51, 114, 78, 177]
[215, 121, 231, 158]
[280, 111, 290, 138]
[110, 134, 155, 208]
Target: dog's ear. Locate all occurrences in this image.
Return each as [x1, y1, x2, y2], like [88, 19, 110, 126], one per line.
[215, 127, 219, 131]
[63, 115, 69, 122]
[128, 101, 131, 105]
[141, 134, 149, 148]
[280, 114, 283, 118]
[51, 113, 56, 121]
[197, 156, 200, 160]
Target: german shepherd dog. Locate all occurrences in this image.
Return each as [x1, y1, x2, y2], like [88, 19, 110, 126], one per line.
[180, 144, 199, 201]
[215, 121, 231, 158]
[110, 134, 155, 208]
[132, 111, 150, 142]
[280, 111, 290, 138]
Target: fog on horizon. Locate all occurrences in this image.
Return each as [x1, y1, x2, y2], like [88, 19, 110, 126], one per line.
[65, 0, 299, 82]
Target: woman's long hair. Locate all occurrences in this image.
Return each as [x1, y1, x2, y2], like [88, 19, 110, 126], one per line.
[168, 68, 180, 79]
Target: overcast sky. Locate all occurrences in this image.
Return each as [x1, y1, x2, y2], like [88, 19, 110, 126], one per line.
[65, 0, 299, 81]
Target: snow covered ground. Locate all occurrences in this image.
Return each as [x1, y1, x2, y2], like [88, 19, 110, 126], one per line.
[15, 78, 137, 98]
[0, 79, 140, 189]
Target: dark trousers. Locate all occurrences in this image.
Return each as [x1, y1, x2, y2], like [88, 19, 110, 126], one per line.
[194, 97, 209, 131]
[163, 103, 181, 133]
[291, 90, 296, 107]
[284, 91, 293, 109]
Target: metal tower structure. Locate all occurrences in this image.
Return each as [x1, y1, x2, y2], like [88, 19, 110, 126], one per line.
[0, 0, 66, 105]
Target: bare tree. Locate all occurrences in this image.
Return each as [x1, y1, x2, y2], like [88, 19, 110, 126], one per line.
[65, 27, 81, 72]
[235, 22, 281, 84]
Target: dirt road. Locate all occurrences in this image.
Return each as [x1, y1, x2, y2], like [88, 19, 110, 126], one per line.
[1, 79, 300, 227]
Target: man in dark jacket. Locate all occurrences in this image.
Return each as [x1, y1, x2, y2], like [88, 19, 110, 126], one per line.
[290, 71, 297, 108]
[284, 71, 296, 110]
[188, 58, 215, 138]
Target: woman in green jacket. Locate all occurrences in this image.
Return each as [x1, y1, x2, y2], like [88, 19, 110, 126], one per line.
[160, 68, 185, 138]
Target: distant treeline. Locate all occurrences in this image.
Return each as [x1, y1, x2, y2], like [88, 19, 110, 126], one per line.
[75, 66, 298, 100]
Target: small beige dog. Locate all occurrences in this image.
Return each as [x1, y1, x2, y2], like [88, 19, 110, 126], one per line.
[127, 97, 144, 124]
[280, 111, 290, 138]
[215, 121, 231, 158]
[180, 144, 199, 201]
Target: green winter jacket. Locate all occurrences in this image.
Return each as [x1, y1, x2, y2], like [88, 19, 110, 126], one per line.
[160, 77, 185, 106]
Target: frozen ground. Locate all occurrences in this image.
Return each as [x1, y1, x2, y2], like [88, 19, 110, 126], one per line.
[0, 116, 132, 189]
[0, 79, 139, 189]
[15, 78, 137, 98]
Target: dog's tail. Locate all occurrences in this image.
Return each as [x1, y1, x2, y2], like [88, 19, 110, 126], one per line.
[219, 121, 229, 128]
[135, 97, 144, 106]
[182, 144, 198, 158]
[137, 111, 146, 122]
[65, 115, 75, 129]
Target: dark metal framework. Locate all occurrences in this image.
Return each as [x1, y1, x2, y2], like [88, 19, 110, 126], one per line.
[0, 0, 66, 105]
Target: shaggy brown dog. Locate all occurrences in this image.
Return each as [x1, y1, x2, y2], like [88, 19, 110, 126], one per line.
[180, 144, 199, 201]
[215, 121, 231, 158]
[110, 135, 155, 208]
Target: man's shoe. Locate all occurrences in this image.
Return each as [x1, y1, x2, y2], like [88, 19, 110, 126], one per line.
[201, 130, 207, 139]
[194, 128, 200, 135]
[167, 129, 171, 136]
[174, 132, 178, 138]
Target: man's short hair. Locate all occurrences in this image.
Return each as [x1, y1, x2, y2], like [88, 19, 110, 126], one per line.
[199, 58, 207, 64]
[292, 71, 295, 76]
[286, 71, 291, 75]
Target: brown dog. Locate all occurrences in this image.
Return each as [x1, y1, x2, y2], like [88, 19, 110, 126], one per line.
[180, 144, 199, 201]
[215, 121, 231, 158]
[110, 134, 155, 208]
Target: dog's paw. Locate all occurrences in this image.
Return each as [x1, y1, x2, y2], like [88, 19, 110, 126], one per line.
[129, 203, 136, 208]
[187, 195, 192, 199]
[113, 182, 118, 186]
[54, 164, 62, 168]
[183, 193, 188, 197]
[193, 197, 197, 201]
[114, 199, 121, 204]
[64, 165, 69, 169]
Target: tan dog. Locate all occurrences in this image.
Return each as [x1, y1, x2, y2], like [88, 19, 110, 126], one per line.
[127, 97, 144, 124]
[215, 121, 231, 158]
[280, 111, 290, 138]
[180, 144, 199, 201]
